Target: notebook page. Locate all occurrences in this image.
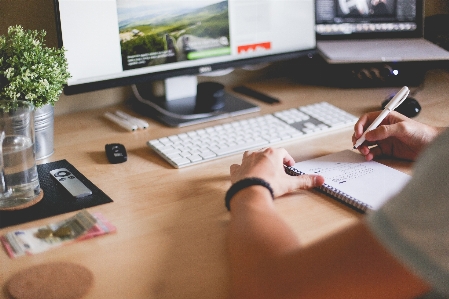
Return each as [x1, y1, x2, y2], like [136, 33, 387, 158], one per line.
[292, 150, 411, 210]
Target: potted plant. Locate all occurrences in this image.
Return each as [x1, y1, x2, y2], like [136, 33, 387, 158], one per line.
[0, 25, 71, 159]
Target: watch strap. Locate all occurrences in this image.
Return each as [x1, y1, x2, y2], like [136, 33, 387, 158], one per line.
[225, 177, 274, 211]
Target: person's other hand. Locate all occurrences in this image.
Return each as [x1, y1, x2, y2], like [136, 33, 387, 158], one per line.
[230, 147, 324, 198]
[353, 111, 441, 161]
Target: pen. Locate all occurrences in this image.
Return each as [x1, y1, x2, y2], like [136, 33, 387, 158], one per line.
[353, 86, 410, 149]
[104, 112, 137, 132]
[115, 110, 149, 129]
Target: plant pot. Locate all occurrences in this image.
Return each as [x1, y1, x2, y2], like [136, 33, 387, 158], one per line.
[34, 104, 54, 160]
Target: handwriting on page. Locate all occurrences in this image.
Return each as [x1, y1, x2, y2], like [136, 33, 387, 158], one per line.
[309, 162, 374, 184]
[293, 150, 411, 211]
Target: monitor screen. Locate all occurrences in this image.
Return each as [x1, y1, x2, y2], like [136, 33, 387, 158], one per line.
[55, 0, 316, 95]
[315, 0, 423, 39]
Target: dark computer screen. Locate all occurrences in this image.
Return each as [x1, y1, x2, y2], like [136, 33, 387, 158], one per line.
[315, 0, 423, 39]
[54, 0, 316, 95]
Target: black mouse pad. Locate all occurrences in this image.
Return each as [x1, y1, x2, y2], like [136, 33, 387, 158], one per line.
[0, 160, 113, 229]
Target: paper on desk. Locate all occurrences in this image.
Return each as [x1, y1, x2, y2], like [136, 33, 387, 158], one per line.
[290, 150, 411, 210]
[1, 210, 116, 258]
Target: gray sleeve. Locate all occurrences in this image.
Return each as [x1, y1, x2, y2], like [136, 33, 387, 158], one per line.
[367, 129, 449, 295]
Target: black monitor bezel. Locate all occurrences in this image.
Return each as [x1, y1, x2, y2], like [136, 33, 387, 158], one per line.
[53, 0, 317, 96]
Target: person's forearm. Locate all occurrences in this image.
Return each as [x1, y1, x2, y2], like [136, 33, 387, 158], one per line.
[228, 186, 301, 298]
[418, 125, 447, 157]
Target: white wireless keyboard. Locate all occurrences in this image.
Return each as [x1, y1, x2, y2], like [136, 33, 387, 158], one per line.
[147, 102, 358, 168]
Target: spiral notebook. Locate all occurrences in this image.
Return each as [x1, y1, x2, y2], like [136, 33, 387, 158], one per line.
[285, 150, 410, 212]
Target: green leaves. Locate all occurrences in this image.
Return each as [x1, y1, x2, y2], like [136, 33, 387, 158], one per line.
[0, 25, 71, 110]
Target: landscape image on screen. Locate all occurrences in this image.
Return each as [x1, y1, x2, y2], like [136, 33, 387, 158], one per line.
[117, 0, 230, 70]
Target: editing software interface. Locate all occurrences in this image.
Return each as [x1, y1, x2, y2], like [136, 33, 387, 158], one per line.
[56, 0, 315, 95]
[315, 0, 418, 36]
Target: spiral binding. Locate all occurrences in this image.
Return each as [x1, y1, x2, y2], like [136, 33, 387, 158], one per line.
[284, 165, 371, 212]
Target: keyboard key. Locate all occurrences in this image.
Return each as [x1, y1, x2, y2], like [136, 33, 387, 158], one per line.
[214, 140, 269, 156]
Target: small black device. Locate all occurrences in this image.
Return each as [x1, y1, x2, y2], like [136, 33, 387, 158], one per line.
[382, 96, 421, 118]
[50, 168, 93, 198]
[105, 143, 127, 164]
[232, 86, 280, 104]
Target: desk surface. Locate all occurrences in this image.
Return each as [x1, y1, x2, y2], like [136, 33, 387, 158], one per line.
[1, 69, 449, 299]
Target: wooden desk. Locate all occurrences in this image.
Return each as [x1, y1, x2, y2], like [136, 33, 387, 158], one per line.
[1, 69, 449, 299]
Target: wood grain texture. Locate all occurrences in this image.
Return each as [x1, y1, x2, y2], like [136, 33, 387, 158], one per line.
[1, 69, 448, 299]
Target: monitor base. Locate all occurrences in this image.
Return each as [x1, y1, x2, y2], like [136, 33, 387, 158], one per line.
[131, 88, 260, 127]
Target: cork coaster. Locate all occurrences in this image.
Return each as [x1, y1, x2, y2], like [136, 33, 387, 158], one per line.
[5, 262, 94, 299]
[0, 189, 43, 211]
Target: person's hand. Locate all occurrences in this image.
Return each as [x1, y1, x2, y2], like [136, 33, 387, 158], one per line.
[353, 111, 442, 161]
[230, 147, 324, 198]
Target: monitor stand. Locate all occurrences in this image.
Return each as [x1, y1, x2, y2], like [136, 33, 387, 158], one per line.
[131, 75, 260, 127]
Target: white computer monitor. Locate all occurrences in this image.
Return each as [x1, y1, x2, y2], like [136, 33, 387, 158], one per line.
[54, 0, 316, 126]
